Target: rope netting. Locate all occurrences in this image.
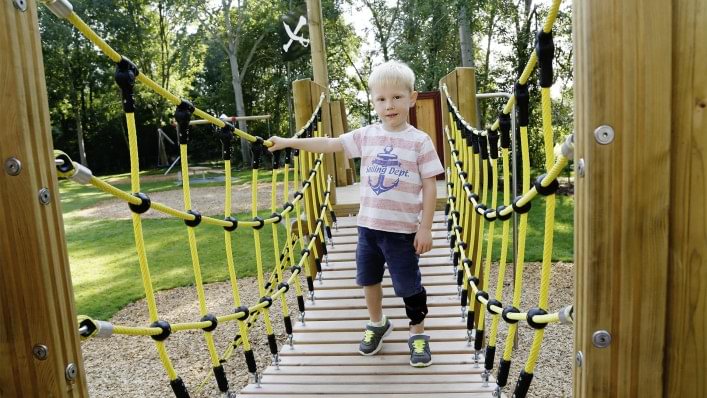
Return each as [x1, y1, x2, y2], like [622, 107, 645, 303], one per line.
[45, 1, 337, 396]
[442, 0, 574, 396]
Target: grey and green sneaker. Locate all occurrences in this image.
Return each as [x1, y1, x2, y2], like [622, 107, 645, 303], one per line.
[358, 317, 393, 356]
[408, 334, 432, 367]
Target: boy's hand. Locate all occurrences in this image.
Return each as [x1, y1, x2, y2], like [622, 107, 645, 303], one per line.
[267, 136, 289, 152]
[414, 227, 433, 255]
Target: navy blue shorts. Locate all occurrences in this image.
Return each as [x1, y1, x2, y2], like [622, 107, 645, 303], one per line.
[355, 226, 424, 298]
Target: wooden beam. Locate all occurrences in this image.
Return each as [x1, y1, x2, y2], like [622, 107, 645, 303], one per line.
[329, 100, 349, 187]
[665, 0, 707, 396]
[573, 0, 671, 396]
[292, 79, 318, 281]
[0, 2, 88, 396]
[305, 0, 329, 89]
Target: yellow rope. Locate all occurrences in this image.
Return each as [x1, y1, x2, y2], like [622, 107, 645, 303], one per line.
[123, 111, 179, 381]
[489, 147, 512, 347]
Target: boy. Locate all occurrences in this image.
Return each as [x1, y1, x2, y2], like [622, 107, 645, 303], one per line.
[268, 61, 444, 367]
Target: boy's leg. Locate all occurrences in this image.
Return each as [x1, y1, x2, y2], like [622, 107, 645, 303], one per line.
[356, 227, 391, 356]
[364, 283, 384, 323]
[380, 231, 432, 367]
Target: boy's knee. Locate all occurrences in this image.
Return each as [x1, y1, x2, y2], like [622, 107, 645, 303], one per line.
[403, 288, 428, 326]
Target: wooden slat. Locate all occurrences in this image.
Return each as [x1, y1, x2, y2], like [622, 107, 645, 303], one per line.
[276, 353, 482, 366]
[322, 265, 453, 280]
[312, 285, 457, 300]
[301, 294, 460, 310]
[321, 256, 452, 271]
[279, 341, 473, 356]
[329, 230, 448, 244]
[327, 238, 448, 254]
[292, 317, 465, 333]
[263, 363, 482, 375]
[259, 374, 484, 384]
[326, 247, 449, 262]
[312, 274, 456, 290]
[333, 213, 447, 228]
[331, 224, 446, 237]
[240, 382, 494, 394]
[239, 394, 491, 398]
[304, 305, 461, 321]
[291, 329, 469, 344]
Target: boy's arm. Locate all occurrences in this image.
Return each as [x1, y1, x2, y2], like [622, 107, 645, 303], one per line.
[268, 136, 343, 153]
[414, 176, 437, 254]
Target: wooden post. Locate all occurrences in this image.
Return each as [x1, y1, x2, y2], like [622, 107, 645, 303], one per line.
[573, 0, 673, 396]
[305, 0, 328, 89]
[0, 2, 88, 397]
[292, 80, 316, 282]
[665, 0, 706, 395]
[330, 100, 349, 187]
[305, 0, 339, 204]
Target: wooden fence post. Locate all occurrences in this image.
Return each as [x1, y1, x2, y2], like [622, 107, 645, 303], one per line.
[573, 0, 673, 396]
[665, 0, 706, 395]
[0, 1, 88, 396]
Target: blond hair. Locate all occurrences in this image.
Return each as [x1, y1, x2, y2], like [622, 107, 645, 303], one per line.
[367, 60, 416, 92]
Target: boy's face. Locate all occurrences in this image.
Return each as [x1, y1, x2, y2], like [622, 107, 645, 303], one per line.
[370, 84, 418, 132]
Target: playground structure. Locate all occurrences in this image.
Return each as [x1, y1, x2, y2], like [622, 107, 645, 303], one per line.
[1, 0, 705, 398]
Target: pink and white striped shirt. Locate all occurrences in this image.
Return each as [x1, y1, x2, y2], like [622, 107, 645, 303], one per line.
[340, 123, 444, 233]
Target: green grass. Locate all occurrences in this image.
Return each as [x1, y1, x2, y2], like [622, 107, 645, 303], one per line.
[65, 211, 288, 320]
[489, 194, 574, 262]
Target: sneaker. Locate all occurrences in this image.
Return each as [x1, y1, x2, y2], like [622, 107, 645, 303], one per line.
[408, 334, 432, 367]
[358, 317, 393, 356]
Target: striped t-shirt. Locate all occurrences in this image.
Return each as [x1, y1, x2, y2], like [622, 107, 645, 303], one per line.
[340, 123, 444, 233]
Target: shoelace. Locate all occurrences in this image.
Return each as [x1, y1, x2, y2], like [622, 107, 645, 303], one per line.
[412, 339, 427, 354]
[363, 329, 375, 343]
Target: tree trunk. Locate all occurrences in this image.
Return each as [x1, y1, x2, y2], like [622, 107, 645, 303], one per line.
[227, 46, 251, 167]
[76, 100, 87, 166]
[458, 4, 474, 68]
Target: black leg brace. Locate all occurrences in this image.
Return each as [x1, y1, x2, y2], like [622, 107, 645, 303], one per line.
[403, 288, 428, 326]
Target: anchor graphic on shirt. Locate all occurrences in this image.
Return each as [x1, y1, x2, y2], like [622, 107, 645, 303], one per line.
[368, 145, 401, 195]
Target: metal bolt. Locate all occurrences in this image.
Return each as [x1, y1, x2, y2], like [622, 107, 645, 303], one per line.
[575, 351, 584, 367]
[577, 159, 585, 177]
[12, 0, 27, 11]
[592, 330, 612, 348]
[594, 125, 615, 145]
[4, 157, 22, 176]
[32, 345, 48, 360]
[65, 363, 77, 381]
[38, 188, 51, 205]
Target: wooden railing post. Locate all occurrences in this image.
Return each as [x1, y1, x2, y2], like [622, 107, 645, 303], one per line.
[0, 2, 88, 396]
[665, 0, 706, 395]
[573, 0, 674, 396]
[330, 99, 350, 187]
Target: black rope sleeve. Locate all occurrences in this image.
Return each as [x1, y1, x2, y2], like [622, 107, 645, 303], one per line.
[513, 370, 534, 398]
[485, 345, 496, 371]
[267, 334, 278, 355]
[284, 315, 293, 335]
[212, 365, 229, 393]
[169, 377, 190, 398]
[244, 349, 257, 374]
[497, 359, 511, 387]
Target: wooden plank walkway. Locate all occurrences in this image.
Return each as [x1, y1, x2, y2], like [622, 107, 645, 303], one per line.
[239, 212, 497, 397]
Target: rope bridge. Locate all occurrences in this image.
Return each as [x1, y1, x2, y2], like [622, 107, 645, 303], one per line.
[44, 0, 574, 396]
[45, 1, 337, 396]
